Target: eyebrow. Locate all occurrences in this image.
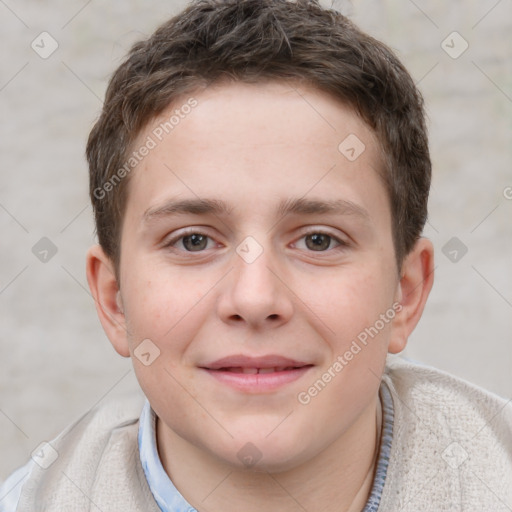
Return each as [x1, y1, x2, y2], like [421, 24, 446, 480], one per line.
[142, 197, 371, 224]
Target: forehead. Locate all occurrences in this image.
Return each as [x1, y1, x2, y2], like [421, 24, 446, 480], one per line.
[124, 80, 388, 225]
[144, 80, 379, 152]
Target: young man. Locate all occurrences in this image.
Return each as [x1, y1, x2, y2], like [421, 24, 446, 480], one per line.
[2, 0, 511, 510]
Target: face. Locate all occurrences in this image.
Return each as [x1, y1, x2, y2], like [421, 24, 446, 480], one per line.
[108, 81, 405, 471]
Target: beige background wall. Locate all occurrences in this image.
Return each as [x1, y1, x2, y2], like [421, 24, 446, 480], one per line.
[1, 0, 511, 480]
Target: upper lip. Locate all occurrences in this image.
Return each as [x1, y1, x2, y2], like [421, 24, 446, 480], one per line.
[201, 354, 312, 370]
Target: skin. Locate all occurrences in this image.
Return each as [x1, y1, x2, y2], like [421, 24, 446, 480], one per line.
[86, 81, 434, 512]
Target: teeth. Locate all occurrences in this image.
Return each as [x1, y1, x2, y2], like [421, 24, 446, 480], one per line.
[221, 366, 300, 373]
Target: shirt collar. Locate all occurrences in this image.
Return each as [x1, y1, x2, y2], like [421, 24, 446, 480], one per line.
[138, 401, 197, 512]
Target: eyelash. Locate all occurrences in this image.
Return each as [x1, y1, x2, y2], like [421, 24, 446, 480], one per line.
[162, 228, 349, 254]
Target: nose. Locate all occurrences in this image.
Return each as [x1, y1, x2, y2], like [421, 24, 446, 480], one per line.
[216, 238, 294, 330]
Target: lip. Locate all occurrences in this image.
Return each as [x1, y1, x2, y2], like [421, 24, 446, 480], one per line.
[203, 354, 310, 370]
[199, 354, 314, 393]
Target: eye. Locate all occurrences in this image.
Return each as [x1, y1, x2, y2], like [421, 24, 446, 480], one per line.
[163, 228, 348, 254]
[164, 230, 217, 252]
[294, 231, 347, 252]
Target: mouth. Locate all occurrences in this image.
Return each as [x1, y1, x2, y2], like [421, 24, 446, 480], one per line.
[199, 355, 314, 393]
[213, 366, 308, 374]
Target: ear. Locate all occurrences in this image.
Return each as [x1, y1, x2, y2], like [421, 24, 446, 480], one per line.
[388, 237, 434, 354]
[85, 244, 130, 357]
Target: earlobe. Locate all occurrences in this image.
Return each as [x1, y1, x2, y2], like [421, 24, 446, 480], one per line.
[388, 237, 435, 354]
[85, 245, 130, 357]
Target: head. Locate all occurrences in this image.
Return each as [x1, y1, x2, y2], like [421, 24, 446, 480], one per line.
[86, 0, 434, 472]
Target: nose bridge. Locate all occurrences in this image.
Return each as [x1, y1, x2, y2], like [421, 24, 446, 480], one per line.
[234, 234, 278, 300]
[221, 233, 293, 327]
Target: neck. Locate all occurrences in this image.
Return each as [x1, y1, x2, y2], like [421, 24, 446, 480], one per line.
[157, 396, 382, 512]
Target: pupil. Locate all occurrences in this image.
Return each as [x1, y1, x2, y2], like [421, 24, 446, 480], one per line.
[185, 234, 206, 251]
[308, 234, 329, 251]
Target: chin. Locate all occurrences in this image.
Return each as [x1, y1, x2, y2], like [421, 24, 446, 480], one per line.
[235, 449, 311, 475]
[219, 430, 313, 474]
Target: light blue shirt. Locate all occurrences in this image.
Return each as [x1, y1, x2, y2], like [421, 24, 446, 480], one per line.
[138, 401, 198, 512]
[0, 381, 393, 511]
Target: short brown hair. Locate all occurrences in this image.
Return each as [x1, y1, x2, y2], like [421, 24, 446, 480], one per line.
[86, 0, 430, 278]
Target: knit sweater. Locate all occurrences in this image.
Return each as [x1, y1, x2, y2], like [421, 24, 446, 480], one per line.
[11, 356, 512, 511]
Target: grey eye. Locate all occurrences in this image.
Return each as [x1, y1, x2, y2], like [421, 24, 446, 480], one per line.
[182, 234, 209, 251]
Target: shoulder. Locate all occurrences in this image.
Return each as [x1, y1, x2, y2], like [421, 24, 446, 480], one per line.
[383, 354, 512, 425]
[10, 391, 154, 511]
[0, 462, 34, 512]
[379, 355, 512, 511]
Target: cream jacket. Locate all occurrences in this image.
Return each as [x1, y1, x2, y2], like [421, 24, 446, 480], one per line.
[13, 356, 512, 511]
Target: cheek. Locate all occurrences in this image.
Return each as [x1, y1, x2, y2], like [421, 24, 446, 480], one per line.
[121, 262, 209, 351]
[323, 263, 396, 338]
[298, 274, 393, 425]
[121, 266, 211, 423]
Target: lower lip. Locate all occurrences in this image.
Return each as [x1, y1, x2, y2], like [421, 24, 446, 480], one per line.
[201, 367, 313, 393]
